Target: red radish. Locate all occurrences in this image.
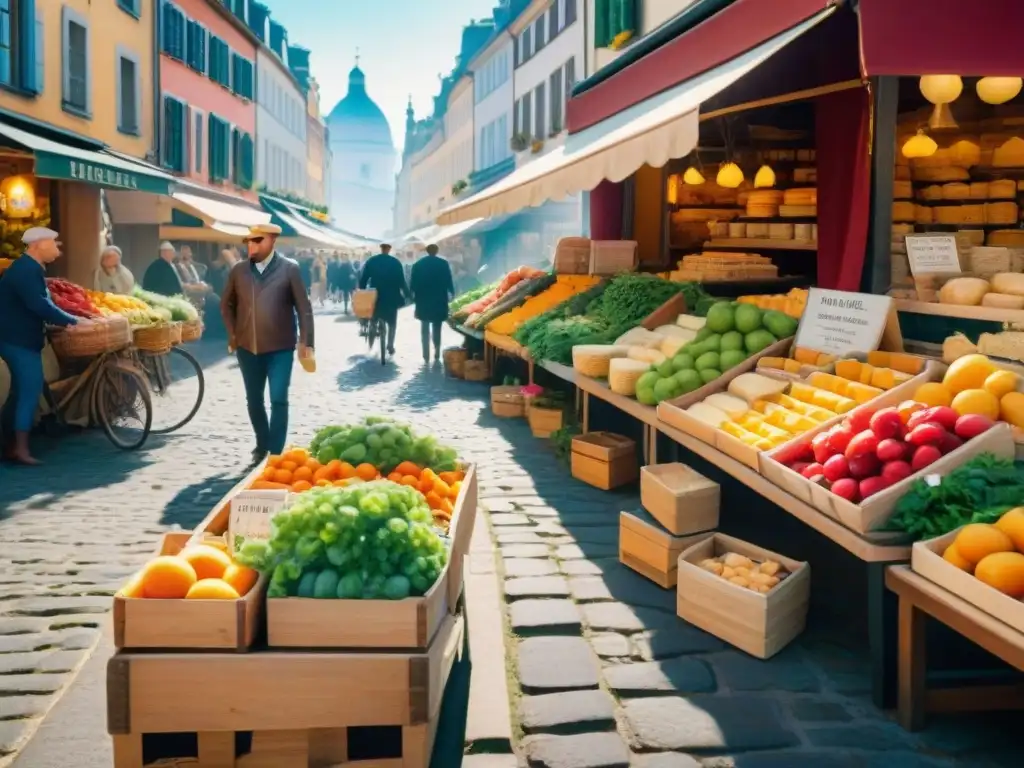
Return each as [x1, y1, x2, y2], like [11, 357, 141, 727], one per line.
[801, 463, 825, 479]
[869, 408, 903, 440]
[811, 433, 834, 465]
[906, 409, 934, 431]
[847, 408, 875, 434]
[859, 475, 892, 499]
[822, 454, 850, 483]
[776, 442, 814, 466]
[845, 430, 880, 460]
[954, 414, 995, 440]
[881, 460, 913, 485]
[906, 422, 945, 446]
[910, 444, 942, 472]
[848, 452, 880, 479]
[897, 400, 926, 424]
[938, 432, 963, 454]
[830, 477, 859, 502]
[825, 424, 855, 454]
[923, 406, 959, 432]
[875, 438, 906, 463]
[790, 461, 813, 475]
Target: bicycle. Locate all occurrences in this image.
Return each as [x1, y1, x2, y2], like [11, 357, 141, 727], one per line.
[134, 346, 205, 434]
[353, 289, 386, 366]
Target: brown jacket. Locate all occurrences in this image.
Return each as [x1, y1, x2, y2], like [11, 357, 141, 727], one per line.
[220, 253, 314, 355]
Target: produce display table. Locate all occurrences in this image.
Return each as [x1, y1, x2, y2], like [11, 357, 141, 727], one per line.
[483, 330, 534, 384]
[885, 565, 1024, 732]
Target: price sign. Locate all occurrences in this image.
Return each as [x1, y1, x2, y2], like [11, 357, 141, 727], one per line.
[905, 234, 962, 275]
[228, 490, 289, 556]
[794, 288, 893, 356]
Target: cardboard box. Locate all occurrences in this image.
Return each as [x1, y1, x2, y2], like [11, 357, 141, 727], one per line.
[640, 463, 719, 535]
[620, 509, 712, 588]
[571, 432, 638, 490]
[676, 534, 810, 659]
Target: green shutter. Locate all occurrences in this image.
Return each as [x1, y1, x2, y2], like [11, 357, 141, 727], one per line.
[242, 134, 254, 188]
[163, 97, 186, 172]
[594, 0, 611, 48]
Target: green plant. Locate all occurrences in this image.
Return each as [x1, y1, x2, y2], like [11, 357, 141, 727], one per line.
[258, 185, 329, 214]
[451, 179, 468, 195]
[510, 133, 531, 152]
[550, 421, 581, 465]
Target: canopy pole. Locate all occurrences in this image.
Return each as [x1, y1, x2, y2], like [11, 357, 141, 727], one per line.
[700, 79, 864, 122]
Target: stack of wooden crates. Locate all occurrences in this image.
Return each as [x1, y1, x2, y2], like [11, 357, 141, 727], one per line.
[106, 469, 478, 768]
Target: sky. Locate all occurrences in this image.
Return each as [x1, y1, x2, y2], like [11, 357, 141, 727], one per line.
[263, 0, 499, 153]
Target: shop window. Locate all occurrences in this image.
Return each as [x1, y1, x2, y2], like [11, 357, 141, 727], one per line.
[549, 67, 562, 136]
[190, 106, 204, 174]
[116, 47, 140, 135]
[232, 128, 253, 189]
[208, 114, 231, 182]
[564, 0, 578, 27]
[186, 20, 206, 73]
[117, 0, 140, 19]
[548, 3, 559, 37]
[231, 52, 253, 100]
[534, 14, 546, 53]
[208, 36, 230, 87]
[520, 27, 531, 65]
[594, 0, 636, 50]
[520, 95, 532, 139]
[161, 95, 187, 172]
[534, 82, 546, 140]
[564, 56, 576, 97]
[161, 2, 185, 61]
[61, 6, 89, 116]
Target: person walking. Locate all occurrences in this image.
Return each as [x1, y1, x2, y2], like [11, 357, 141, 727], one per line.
[0, 228, 80, 465]
[221, 223, 314, 466]
[92, 245, 135, 294]
[409, 244, 455, 364]
[358, 243, 408, 357]
[311, 254, 328, 307]
[336, 256, 357, 314]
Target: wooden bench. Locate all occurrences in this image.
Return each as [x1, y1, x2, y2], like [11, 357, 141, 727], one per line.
[885, 565, 1024, 731]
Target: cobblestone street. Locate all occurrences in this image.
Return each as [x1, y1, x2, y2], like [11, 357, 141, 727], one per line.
[0, 309, 1017, 766]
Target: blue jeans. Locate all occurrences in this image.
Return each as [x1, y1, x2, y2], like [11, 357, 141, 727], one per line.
[236, 348, 293, 455]
[0, 341, 44, 434]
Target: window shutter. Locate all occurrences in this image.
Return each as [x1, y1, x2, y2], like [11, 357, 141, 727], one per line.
[33, 9, 44, 94]
[594, 0, 611, 48]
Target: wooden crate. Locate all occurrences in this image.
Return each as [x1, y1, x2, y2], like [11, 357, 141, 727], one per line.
[640, 464, 719, 536]
[107, 613, 463, 768]
[112, 532, 265, 652]
[265, 466, 478, 650]
[676, 534, 810, 659]
[619, 510, 712, 588]
[463, 360, 489, 382]
[528, 405, 563, 438]
[570, 432, 638, 490]
[491, 385, 525, 418]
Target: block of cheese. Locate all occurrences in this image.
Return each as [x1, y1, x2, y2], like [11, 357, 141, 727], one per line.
[609, 358, 652, 396]
[627, 346, 666, 365]
[728, 373, 789, 405]
[703, 393, 751, 420]
[981, 293, 1024, 309]
[655, 325, 696, 340]
[912, 166, 970, 182]
[572, 345, 631, 377]
[893, 180, 912, 199]
[892, 201, 915, 222]
[686, 402, 730, 428]
[992, 136, 1024, 167]
[660, 334, 696, 358]
[985, 201, 1019, 225]
[969, 182, 990, 200]
[915, 205, 933, 224]
[615, 327, 663, 348]
[919, 185, 943, 201]
[987, 230, 1024, 248]
[942, 182, 970, 200]
[989, 179, 1016, 199]
[676, 314, 707, 331]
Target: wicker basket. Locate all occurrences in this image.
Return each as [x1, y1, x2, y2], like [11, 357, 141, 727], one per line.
[491, 385, 525, 418]
[443, 347, 467, 378]
[133, 323, 175, 354]
[180, 319, 203, 343]
[353, 289, 377, 319]
[169, 322, 183, 346]
[528, 405, 563, 437]
[464, 359, 489, 382]
[49, 315, 131, 359]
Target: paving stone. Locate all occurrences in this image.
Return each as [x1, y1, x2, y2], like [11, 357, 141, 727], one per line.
[568, 570, 675, 612]
[702, 753, 862, 768]
[580, 603, 679, 633]
[504, 559, 559, 578]
[504, 576, 571, 598]
[0, 617, 50, 635]
[518, 690, 616, 733]
[557, 526, 619, 545]
[633, 755, 702, 768]
[501, 544, 553, 559]
[489, 513, 533, 527]
[555, 543, 618, 560]
[787, 699, 853, 722]
[509, 599, 582, 632]
[550, 512, 621, 527]
[559, 559, 609, 576]
[7, 596, 111, 617]
[517, 637, 599, 691]
[461, 755, 519, 768]
[602, 658, 716, 695]
[805, 724, 914, 750]
[633, 628, 725, 659]
[496, 531, 548, 545]
[0, 719, 32, 755]
[0, 634, 53, 654]
[0, 694, 53, 720]
[36, 649, 88, 673]
[521, 732, 630, 768]
[708, 650, 821, 693]
[532, 521, 569, 536]
[0, 674, 66, 696]
[588, 633, 632, 658]
[623, 696, 799, 752]
[0, 651, 50, 675]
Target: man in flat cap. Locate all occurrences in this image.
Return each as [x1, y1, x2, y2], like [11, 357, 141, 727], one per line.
[221, 223, 314, 466]
[358, 243, 409, 358]
[0, 227, 79, 464]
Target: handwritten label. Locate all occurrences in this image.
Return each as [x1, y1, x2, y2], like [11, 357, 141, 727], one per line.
[794, 288, 893, 356]
[905, 234, 961, 275]
[228, 490, 289, 556]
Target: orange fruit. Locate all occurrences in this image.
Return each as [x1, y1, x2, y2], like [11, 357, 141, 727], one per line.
[140, 556, 197, 599]
[395, 461, 422, 478]
[951, 388, 1000, 420]
[425, 491, 443, 510]
[304, 458, 321, 472]
[942, 543, 973, 572]
[897, 400, 926, 425]
[284, 448, 309, 464]
[316, 479, 332, 487]
[313, 466, 332, 483]
[355, 463, 378, 481]
[180, 545, 232, 580]
[186, 579, 241, 600]
[222, 563, 259, 596]
[400, 475, 420, 487]
[339, 462, 357, 479]
[994, 508, 1024, 552]
[387, 471, 404, 483]
[261, 466, 277, 481]
[292, 480, 313, 492]
[280, 460, 299, 473]
[943, 354, 998, 395]
[974, 551, 1024, 597]
[984, 369, 1019, 399]
[953, 524, 1014, 566]
[119, 570, 146, 598]
[266, 454, 283, 468]
[293, 466, 313, 482]
[326, 459, 343, 478]
[273, 469, 293, 485]
[913, 382, 953, 408]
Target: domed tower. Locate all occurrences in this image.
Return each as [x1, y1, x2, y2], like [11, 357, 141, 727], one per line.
[327, 59, 397, 238]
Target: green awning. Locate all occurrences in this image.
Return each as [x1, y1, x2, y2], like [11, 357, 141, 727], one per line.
[0, 119, 175, 195]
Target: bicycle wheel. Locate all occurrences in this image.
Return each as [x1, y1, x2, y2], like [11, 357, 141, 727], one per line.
[94, 361, 153, 450]
[366, 317, 378, 350]
[379, 320, 387, 365]
[144, 347, 205, 434]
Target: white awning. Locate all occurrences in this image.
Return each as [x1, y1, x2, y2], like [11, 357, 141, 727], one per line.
[437, 7, 836, 225]
[171, 191, 271, 228]
[433, 218, 484, 244]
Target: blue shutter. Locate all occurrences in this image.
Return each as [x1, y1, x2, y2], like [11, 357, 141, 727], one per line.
[33, 6, 43, 94]
[18, 0, 37, 93]
[242, 133, 253, 188]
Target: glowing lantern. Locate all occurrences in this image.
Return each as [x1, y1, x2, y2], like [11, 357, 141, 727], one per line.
[901, 130, 938, 159]
[682, 166, 705, 185]
[666, 174, 679, 204]
[753, 165, 776, 189]
[919, 75, 963, 105]
[1, 176, 35, 218]
[976, 77, 1023, 105]
[716, 162, 744, 189]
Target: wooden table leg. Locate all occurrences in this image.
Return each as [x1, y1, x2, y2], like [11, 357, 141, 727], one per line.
[869, 562, 899, 709]
[898, 595, 928, 731]
[582, 392, 590, 433]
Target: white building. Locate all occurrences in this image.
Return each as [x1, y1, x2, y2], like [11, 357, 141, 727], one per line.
[255, 46, 308, 199]
[511, 0, 583, 159]
[444, 77, 475, 200]
[585, 0, 698, 74]
[470, 30, 514, 183]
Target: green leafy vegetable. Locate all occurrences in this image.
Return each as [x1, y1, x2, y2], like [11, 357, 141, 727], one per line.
[309, 416, 459, 473]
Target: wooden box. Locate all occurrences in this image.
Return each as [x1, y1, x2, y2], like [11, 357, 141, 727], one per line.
[528, 405, 563, 438]
[571, 432, 638, 490]
[112, 532, 265, 652]
[590, 240, 639, 275]
[677, 534, 810, 659]
[491, 385, 525, 418]
[620, 509, 713, 588]
[463, 359, 489, 382]
[266, 466, 478, 650]
[107, 613, 464, 768]
[640, 463, 719, 536]
[912, 529, 1024, 635]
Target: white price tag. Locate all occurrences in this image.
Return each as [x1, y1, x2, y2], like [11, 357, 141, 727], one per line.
[794, 288, 893, 357]
[924, 474, 943, 488]
[905, 234, 961, 276]
[228, 490, 289, 556]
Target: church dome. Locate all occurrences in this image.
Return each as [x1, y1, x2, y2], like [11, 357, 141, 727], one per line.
[328, 65, 394, 147]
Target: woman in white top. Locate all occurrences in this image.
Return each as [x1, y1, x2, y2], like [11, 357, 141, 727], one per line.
[93, 245, 135, 295]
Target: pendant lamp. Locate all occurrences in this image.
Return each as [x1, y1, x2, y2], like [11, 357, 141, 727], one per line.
[753, 165, 776, 188]
[901, 130, 938, 159]
[977, 77, 1023, 105]
[716, 162, 744, 189]
[682, 166, 705, 185]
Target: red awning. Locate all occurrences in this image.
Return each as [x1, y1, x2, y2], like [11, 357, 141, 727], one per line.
[567, 0, 834, 134]
[858, 0, 1024, 77]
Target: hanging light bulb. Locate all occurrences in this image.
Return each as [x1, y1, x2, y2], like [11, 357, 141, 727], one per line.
[901, 130, 938, 159]
[977, 76, 1023, 105]
[753, 165, 776, 189]
[682, 166, 705, 185]
[919, 75, 963, 105]
[716, 162, 744, 189]
[666, 174, 679, 204]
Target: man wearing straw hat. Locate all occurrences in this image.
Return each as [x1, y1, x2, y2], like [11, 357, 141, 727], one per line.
[221, 223, 314, 466]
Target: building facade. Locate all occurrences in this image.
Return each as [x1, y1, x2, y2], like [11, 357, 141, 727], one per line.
[470, 30, 515, 191]
[585, 0, 696, 74]
[442, 76, 475, 203]
[304, 77, 330, 208]
[255, 38, 307, 199]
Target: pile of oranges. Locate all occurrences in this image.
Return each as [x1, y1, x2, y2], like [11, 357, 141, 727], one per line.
[385, 462, 465, 518]
[250, 447, 382, 492]
[120, 537, 259, 600]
